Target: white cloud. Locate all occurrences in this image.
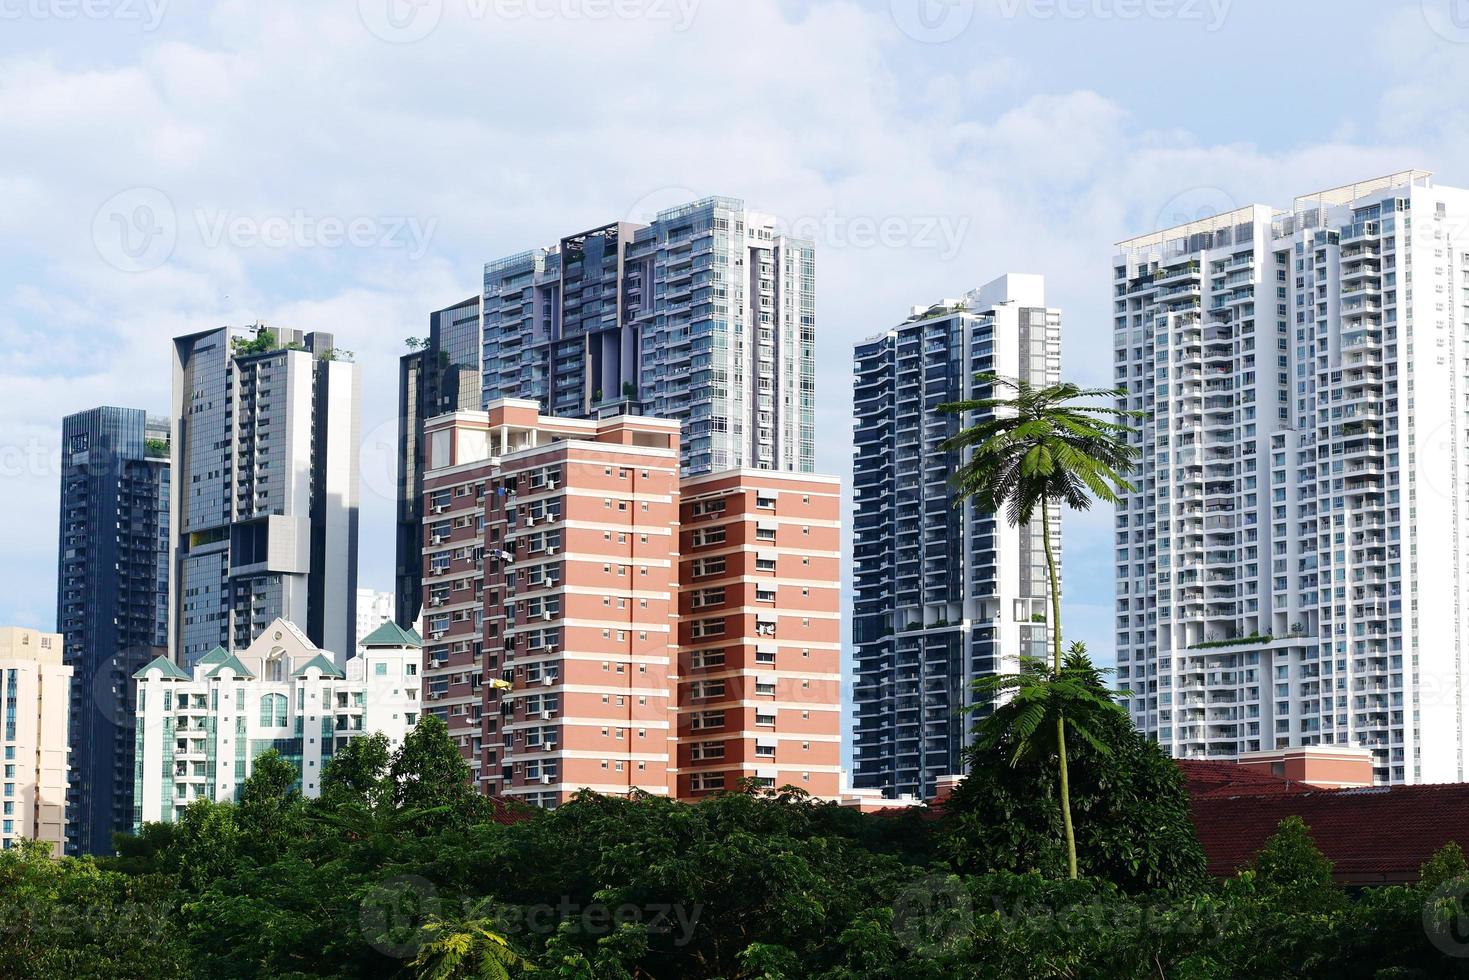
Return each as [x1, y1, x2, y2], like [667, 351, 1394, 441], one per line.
[0, 0, 1464, 668]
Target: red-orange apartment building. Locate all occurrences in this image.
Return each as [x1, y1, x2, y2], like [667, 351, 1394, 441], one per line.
[420, 401, 680, 802]
[674, 471, 842, 798]
[420, 399, 840, 806]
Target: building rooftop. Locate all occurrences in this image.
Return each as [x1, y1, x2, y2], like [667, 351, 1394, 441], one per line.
[1179, 760, 1469, 885]
[360, 621, 422, 650]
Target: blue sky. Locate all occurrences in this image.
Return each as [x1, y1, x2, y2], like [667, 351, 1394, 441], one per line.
[3, 0, 1468, 672]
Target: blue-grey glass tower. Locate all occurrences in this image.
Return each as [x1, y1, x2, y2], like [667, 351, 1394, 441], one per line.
[396, 296, 482, 627]
[482, 196, 815, 476]
[57, 407, 170, 855]
[851, 275, 1060, 799]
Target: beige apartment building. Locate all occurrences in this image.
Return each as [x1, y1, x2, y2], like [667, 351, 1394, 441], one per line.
[419, 400, 842, 806]
[0, 627, 73, 854]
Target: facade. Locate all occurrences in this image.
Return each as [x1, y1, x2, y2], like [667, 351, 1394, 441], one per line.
[1113, 170, 1469, 784]
[397, 296, 483, 628]
[170, 326, 360, 667]
[0, 628, 72, 855]
[419, 401, 843, 806]
[132, 618, 420, 826]
[419, 401, 682, 800]
[56, 406, 170, 854]
[851, 274, 1060, 799]
[675, 470, 842, 798]
[481, 196, 816, 476]
[356, 588, 395, 654]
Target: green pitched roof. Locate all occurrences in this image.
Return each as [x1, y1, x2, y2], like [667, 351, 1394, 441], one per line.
[406, 627, 424, 646]
[132, 656, 190, 681]
[196, 645, 230, 666]
[360, 621, 421, 649]
[292, 652, 346, 679]
[206, 653, 256, 679]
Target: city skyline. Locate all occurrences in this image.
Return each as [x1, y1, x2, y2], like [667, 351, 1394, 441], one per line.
[9, 1, 1469, 677]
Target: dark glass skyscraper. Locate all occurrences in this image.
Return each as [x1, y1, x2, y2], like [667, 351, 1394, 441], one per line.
[850, 275, 1060, 799]
[396, 296, 482, 627]
[57, 406, 170, 855]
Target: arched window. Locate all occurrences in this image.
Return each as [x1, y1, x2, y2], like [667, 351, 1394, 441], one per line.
[260, 692, 287, 727]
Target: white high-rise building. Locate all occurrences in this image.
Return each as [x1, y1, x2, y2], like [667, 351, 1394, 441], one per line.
[1113, 170, 1469, 785]
[355, 588, 395, 654]
[132, 618, 421, 826]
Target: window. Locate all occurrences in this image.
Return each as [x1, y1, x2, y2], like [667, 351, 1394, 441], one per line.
[691, 740, 725, 760]
[690, 680, 725, 700]
[691, 710, 724, 730]
[691, 648, 725, 669]
[260, 693, 287, 727]
[692, 772, 725, 792]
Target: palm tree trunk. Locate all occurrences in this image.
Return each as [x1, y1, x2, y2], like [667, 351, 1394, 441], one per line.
[1041, 503, 1078, 879]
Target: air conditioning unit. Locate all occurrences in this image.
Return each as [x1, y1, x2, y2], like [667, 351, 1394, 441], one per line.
[430, 596, 445, 607]
[542, 611, 553, 621]
[433, 504, 449, 514]
[431, 534, 445, 545]
[539, 709, 553, 721]
[546, 546, 558, 555]
[539, 774, 552, 784]
[431, 630, 446, 639]
[540, 675, 554, 686]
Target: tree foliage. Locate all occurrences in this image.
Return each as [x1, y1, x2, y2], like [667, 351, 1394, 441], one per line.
[1, 715, 1442, 978]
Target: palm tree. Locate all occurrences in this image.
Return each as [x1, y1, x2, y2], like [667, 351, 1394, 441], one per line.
[411, 898, 532, 979]
[939, 374, 1139, 879]
[972, 642, 1130, 769]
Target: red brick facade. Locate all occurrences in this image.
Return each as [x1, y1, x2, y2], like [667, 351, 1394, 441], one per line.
[420, 401, 841, 806]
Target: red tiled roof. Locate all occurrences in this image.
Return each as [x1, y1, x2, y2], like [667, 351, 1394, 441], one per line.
[1179, 762, 1469, 884]
[1177, 759, 1314, 798]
